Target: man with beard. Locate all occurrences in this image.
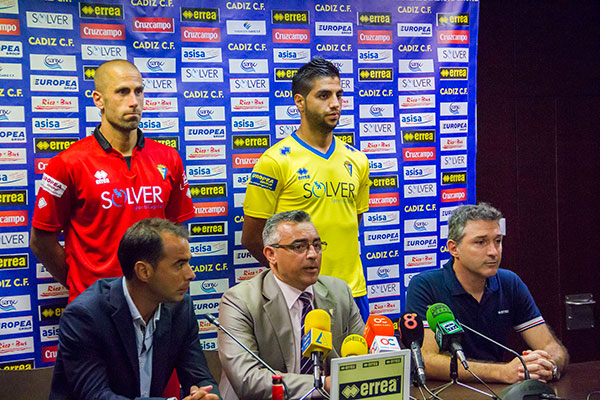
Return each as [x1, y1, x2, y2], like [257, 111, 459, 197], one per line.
[31, 59, 194, 303]
[242, 58, 371, 320]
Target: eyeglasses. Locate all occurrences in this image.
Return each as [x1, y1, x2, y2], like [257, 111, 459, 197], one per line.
[270, 240, 327, 254]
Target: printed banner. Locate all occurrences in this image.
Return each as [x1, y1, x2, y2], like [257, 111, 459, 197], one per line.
[0, 0, 478, 368]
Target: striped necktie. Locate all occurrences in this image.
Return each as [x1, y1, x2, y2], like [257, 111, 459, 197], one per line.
[299, 291, 313, 375]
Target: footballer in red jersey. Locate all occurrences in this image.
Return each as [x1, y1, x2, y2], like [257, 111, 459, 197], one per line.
[31, 60, 194, 302]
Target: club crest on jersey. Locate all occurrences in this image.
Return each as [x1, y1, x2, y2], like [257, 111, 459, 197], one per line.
[297, 168, 310, 181]
[94, 170, 110, 184]
[157, 165, 167, 180]
[344, 161, 353, 177]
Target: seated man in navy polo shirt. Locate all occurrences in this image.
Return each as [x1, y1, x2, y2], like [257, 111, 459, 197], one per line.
[407, 203, 568, 384]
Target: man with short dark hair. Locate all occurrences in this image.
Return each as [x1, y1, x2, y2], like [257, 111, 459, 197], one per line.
[50, 218, 220, 400]
[31, 59, 194, 302]
[242, 58, 371, 320]
[219, 211, 364, 399]
[407, 203, 568, 384]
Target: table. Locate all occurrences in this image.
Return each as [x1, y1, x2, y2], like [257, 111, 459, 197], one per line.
[409, 361, 600, 399]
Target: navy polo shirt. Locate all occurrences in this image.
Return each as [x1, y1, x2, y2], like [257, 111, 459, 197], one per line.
[406, 259, 544, 362]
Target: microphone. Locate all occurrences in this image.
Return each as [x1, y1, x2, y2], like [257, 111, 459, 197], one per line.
[340, 334, 368, 357]
[301, 309, 332, 389]
[398, 311, 426, 387]
[426, 303, 469, 370]
[363, 315, 395, 347]
[205, 313, 289, 400]
[363, 315, 401, 353]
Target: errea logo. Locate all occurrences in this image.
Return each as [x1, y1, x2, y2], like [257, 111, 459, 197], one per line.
[94, 170, 109, 184]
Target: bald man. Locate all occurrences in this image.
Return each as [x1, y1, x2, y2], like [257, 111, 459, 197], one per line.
[31, 59, 194, 302]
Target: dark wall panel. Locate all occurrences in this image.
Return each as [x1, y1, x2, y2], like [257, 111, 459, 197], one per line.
[477, 1, 600, 362]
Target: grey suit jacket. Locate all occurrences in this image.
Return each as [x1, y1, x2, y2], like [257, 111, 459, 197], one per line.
[217, 270, 365, 400]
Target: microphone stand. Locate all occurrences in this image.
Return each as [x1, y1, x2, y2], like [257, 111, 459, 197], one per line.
[431, 353, 499, 399]
[298, 351, 330, 400]
[204, 314, 290, 400]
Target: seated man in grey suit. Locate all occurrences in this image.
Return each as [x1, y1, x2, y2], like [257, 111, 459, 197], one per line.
[218, 210, 365, 399]
[50, 218, 220, 400]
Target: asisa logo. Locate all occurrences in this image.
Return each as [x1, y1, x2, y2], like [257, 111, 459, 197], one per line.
[100, 186, 164, 209]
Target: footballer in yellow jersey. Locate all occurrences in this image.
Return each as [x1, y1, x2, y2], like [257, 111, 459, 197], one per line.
[243, 58, 372, 319]
[244, 132, 370, 297]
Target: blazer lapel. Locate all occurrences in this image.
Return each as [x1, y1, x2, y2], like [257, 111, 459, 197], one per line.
[108, 279, 140, 391]
[313, 279, 336, 328]
[262, 271, 296, 372]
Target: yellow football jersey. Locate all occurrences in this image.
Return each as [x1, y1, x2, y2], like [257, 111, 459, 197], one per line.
[244, 133, 370, 296]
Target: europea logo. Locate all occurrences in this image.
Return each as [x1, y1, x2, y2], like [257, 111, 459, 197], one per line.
[100, 186, 164, 209]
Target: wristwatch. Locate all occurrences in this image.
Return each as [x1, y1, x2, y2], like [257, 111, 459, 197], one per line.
[550, 360, 560, 381]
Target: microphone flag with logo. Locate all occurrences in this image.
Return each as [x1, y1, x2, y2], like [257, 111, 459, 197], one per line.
[398, 311, 426, 386]
[340, 334, 368, 357]
[363, 315, 401, 353]
[301, 309, 332, 359]
[426, 303, 469, 370]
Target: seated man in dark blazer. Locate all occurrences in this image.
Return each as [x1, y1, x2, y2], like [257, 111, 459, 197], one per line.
[50, 218, 220, 400]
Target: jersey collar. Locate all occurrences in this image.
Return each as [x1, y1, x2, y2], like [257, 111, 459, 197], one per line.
[291, 131, 335, 160]
[444, 258, 500, 296]
[93, 124, 146, 153]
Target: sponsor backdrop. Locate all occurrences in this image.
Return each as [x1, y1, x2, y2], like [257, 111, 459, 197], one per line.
[0, 0, 478, 368]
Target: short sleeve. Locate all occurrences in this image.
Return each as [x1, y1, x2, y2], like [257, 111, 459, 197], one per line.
[355, 154, 371, 214]
[243, 154, 282, 219]
[509, 272, 544, 332]
[165, 152, 195, 223]
[31, 154, 73, 232]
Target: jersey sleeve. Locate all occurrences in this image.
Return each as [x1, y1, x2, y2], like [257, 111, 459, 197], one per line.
[509, 272, 545, 332]
[165, 151, 195, 223]
[31, 154, 73, 232]
[406, 273, 436, 329]
[243, 153, 283, 219]
[355, 153, 371, 214]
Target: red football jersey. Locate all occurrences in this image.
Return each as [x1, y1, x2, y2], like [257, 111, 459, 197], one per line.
[32, 130, 194, 302]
